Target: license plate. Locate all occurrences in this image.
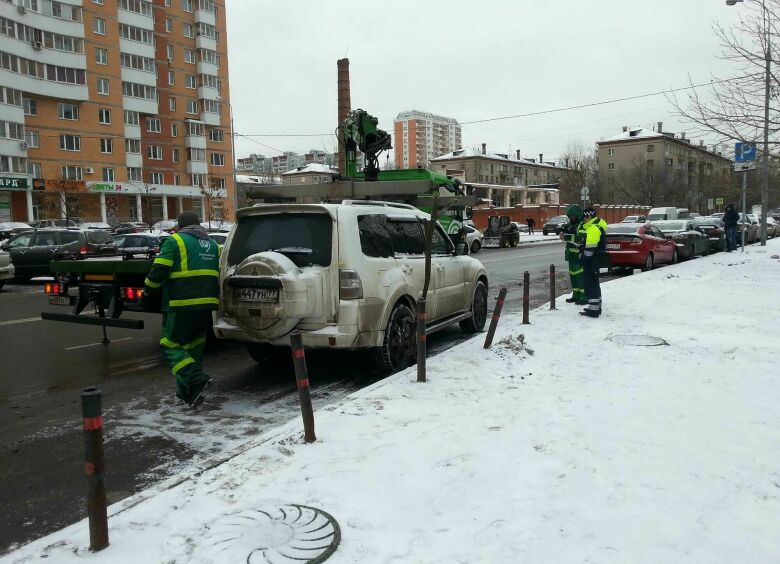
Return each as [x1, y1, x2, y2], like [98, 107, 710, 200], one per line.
[606, 243, 620, 250]
[48, 295, 72, 306]
[235, 287, 279, 303]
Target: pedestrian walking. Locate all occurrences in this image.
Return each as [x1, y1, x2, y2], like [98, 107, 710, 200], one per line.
[560, 204, 586, 304]
[723, 203, 739, 252]
[142, 212, 220, 407]
[526, 217, 535, 235]
[579, 207, 608, 318]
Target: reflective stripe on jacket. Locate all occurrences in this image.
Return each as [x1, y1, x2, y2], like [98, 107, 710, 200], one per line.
[565, 221, 587, 257]
[144, 232, 220, 311]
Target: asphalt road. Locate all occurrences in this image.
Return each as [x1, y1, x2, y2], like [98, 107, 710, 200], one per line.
[0, 241, 573, 553]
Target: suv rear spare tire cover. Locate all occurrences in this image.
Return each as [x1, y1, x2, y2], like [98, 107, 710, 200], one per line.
[232, 251, 302, 339]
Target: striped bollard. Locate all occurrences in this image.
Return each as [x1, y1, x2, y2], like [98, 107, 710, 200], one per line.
[290, 332, 316, 443]
[522, 271, 530, 325]
[483, 287, 507, 349]
[416, 298, 427, 383]
[82, 387, 109, 551]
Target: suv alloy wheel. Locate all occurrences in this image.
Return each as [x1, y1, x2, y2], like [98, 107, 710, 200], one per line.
[459, 280, 488, 333]
[376, 303, 415, 373]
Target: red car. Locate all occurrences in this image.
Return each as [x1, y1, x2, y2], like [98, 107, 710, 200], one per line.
[605, 223, 678, 271]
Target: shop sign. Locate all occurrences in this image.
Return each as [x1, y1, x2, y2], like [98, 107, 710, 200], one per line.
[89, 182, 131, 193]
[32, 178, 45, 191]
[0, 177, 28, 190]
[42, 179, 86, 192]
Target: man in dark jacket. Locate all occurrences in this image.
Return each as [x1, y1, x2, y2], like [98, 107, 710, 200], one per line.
[723, 204, 739, 252]
[143, 212, 220, 407]
[526, 217, 535, 235]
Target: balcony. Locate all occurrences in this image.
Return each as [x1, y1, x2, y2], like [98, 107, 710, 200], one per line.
[200, 110, 221, 126]
[194, 8, 216, 26]
[121, 67, 156, 88]
[186, 161, 208, 175]
[195, 34, 217, 51]
[185, 135, 207, 150]
[117, 8, 154, 31]
[119, 38, 155, 60]
[122, 96, 157, 115]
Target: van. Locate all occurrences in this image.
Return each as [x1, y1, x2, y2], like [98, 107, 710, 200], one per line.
[647, 207, 678, 221]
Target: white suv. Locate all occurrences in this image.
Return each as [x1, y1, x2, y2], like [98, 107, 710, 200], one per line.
[213, 201, 489, 373]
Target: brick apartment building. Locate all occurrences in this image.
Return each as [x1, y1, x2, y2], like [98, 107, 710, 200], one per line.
[393, 110, 461, 169]
[0, 0, 234, 225]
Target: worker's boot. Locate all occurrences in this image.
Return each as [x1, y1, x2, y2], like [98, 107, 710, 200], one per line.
[579, 309, 601, 318]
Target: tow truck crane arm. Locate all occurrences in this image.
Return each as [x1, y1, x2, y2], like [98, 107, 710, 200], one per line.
[340, 109, 392, 181]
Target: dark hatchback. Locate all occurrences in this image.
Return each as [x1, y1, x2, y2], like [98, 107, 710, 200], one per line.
[1, 229, 116, 278]
[113, 233, 163, 259]
[542, 215, 570, 235]
[113, 222, 150, 235]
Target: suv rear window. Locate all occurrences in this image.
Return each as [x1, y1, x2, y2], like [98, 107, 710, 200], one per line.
[86, 231, 113, 244]
[228, 213, 333, 268]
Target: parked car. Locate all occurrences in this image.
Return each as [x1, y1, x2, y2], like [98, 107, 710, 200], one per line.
[80, 222, 113, 231]
[651, 220, 710, 260]
[738, 213, 758, 244]
[765, 216, 779, 238]
[151, 220, 178, 233]
[511, 221, 530, 234]
[2, 229, 116, 279]
[693, 219, 726, 252]
[213, 201, 489, 374]
[542, 215, 570, 236]
[647, 207, 679, 221]
[621, 215, 646, 223]
[201, 221, 235, 232]
[0, 247, 13, 289]
[209, 232, 229, 247]
[0, 222, 32, 241]
[113, 222, 150, 234]
[710, 212, 725, 220]
[30, 219, 79, 228]
[464, 225, 484, 253]
[113, 233, 163, 259]
[605, 223, 678, 271]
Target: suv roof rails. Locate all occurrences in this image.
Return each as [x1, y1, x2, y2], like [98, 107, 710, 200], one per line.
[341, 199, 416, 210]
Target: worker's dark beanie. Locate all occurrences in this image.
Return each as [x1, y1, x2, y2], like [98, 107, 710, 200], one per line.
[178, 211, 200, 228]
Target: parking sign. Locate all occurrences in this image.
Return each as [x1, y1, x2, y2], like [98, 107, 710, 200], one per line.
[735, 143, 756, 162]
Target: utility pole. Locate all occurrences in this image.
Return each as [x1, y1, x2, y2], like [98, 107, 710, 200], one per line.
[761, 0, 770, 245]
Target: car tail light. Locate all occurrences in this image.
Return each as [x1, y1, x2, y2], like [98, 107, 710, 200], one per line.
[630, 237, 642, 246]
[121, 287, 144, 301]
[79, 245, 89, 255]
[339, 270, 363, 300]
[44, 282, 63, 295]
[151, 247, 160, 253]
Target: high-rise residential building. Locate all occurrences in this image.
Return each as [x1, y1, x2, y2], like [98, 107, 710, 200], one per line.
[0, 0, 234, 225]
[393, 110, 461, 170]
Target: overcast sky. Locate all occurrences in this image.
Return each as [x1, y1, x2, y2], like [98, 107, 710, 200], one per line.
[225, 1, 742, 165]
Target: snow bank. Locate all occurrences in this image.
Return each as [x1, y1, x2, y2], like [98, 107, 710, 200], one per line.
[5, 243, 780, 563]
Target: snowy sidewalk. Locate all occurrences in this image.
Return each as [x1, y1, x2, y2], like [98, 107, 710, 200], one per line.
[5, 243, 780, 563]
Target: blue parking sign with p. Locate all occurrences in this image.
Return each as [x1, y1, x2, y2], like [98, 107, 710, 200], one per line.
[735, 142, 756, 162]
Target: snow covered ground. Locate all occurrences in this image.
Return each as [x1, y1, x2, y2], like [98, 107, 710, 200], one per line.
[5, 242, 780, 563]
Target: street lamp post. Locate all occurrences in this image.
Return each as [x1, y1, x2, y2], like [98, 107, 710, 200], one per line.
[727, 0, 771, 245]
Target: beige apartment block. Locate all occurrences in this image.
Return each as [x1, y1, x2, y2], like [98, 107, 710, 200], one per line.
[393, 110, 461, 170]
[0, 0, 234, 224]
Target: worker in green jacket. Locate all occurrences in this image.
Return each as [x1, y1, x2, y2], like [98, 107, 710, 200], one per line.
[561, 204, 587, 305]
[143, 211, 220, 407]
[579, 207, 608, 318]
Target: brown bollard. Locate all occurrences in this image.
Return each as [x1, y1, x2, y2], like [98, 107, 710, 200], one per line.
[549, 264, 556, 310]
[522, 271, 530, 325]
[82, 387, 108, 552]
[483, 287, 508, 349]
[290, 332, 316, 443]
[416, 298, 427, 383]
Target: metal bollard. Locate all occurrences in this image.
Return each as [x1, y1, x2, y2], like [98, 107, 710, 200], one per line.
[522, 271, 530, 325]
[549, 264, 556, 310]
[290, 332, 316, 443]
[81, 387, 108, 552]
[416, 298, 426, 383]
[483, 287, 507, 349]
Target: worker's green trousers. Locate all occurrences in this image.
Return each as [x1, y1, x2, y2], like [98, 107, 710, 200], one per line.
[159, 310, 212, 403]
[567, 256, 585, 303]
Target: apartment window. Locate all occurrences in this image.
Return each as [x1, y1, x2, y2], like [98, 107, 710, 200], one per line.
[119, 0, 152, 16]
[666, 158, 673, 167]
[172, 148, 179, 163]
[182, 0, 193, 12]
[97, 78, 110, 95]
[186, 99, 197, 114]
[102, 167, 114, 181]
[647, 144, 655, 153]
[183, 23, 193, 38]
[165, 18, 173, 32]
[0, 121, 23, 140]
[167, 70, 175, 85]
[202, 99, 221, 115]
[25, 130, 39, 148]
[146, 117, 161, 133]
[95, 47, 107, 65]
[23, 98, 37, 116]
[93, 0, 104, 4]
[173, 174, 180, 185]
[647, 159, 654, 167]
[213, 177, 225, 190]
[210, 153, 224, 166]
[124, 110, 139, 126]
[27, 161, 42, 177]
[119, 24, 154, 44]
[607, 148, 614, 156]
[166, 44, 174, 60]
[58, 103, 79, 120]
[199, 74, 220, 90]
[149, 172, 164, 183]
[169, 97, 177, 112]
[164, 0, 171, 5]
[171, 123, 178, 137]
[187, 148, 205, 161]
[125, 138, 141, 153]
[120, 53, 155, 73]
[186, 121, 204, 136]
[127, 166, 142, 181]
[122, 81, 156, 100]
[93, 17, 105, 35]
[147, 145, 162, 159]
[191, 173, 204, 186]
[184, 49, 195, 64]
[59, 134, 80, 151]
[607, 162, 615, 171]
[100, 138, 112, 153]
[209, 128, 223, 142]
[98, 108, 111, 124]
[61, 165, 82, 180]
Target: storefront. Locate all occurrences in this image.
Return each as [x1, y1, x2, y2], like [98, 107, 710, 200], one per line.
[0, 176, 33, 223]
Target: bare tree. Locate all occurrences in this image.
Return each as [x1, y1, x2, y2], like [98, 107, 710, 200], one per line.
[557, 141, 601, 203]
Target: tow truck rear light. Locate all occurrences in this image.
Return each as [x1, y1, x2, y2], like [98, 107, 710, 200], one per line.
[79, 245, 89, 255]
[44, 282, 63, 295]
[120, 287, 144, 301]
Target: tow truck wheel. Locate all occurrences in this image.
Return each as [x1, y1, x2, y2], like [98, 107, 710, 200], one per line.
[509, 239, 518, 247]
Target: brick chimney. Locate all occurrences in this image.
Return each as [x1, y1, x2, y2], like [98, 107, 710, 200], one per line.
[622, 126, 628, 132]
[337, 58, 351, 176]
[516, 150, 521, 159]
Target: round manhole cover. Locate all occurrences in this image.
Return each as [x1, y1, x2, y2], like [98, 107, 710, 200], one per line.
[195, 504, 340, 563]
[608, 334, 669, 347]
